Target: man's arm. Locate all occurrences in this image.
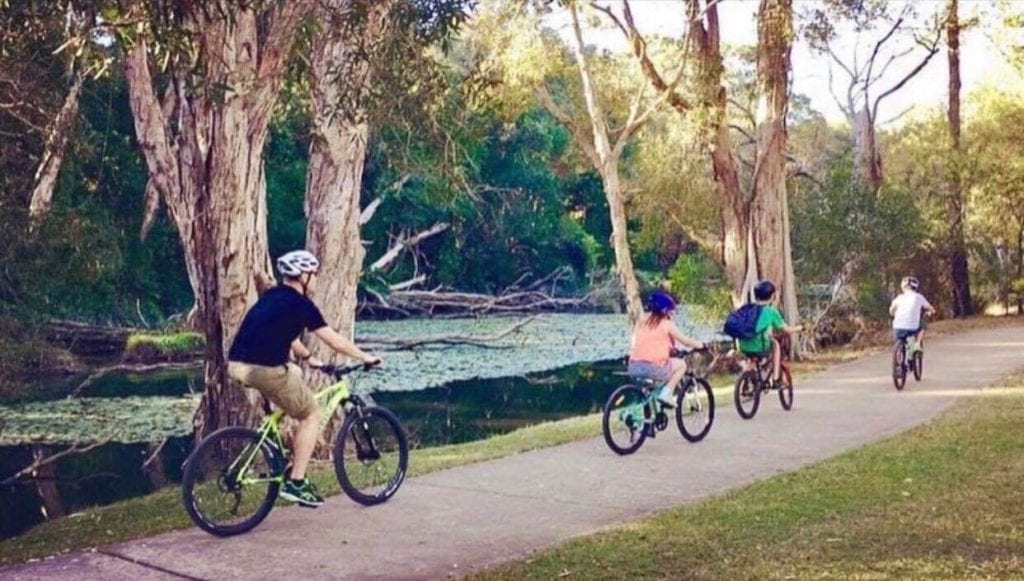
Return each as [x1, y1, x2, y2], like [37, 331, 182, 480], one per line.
[290, 338, 312, 361]
[312, 326, 379, 364]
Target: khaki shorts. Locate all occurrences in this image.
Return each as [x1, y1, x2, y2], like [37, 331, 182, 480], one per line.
[228, 361, 317, 420]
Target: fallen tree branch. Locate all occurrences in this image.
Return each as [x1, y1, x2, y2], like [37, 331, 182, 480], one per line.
[369, 222, 450, 272]
[1, 439, 114, 486]
[357, 316, 538, 351]
[69, 361, 200, 398]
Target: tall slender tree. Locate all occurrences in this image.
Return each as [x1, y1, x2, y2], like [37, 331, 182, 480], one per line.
[945, 0, 972, 316]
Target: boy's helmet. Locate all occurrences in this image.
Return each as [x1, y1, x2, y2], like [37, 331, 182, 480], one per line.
[277, 250, 320, 277]
[753, 280, 776, 301]
[901, 276, 920, 290]
[647, 291, 676, 315]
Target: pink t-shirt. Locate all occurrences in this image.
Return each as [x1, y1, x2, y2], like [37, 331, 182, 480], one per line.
[629, 318, 674, 365]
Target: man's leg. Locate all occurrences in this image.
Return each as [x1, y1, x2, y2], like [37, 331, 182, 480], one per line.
[289, 407, 320, 480]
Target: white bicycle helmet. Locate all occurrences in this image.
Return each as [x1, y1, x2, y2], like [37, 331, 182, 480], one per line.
[277, 250, 320, 277]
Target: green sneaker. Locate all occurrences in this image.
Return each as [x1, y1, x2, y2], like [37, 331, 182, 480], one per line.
[280, 479, 324, 507]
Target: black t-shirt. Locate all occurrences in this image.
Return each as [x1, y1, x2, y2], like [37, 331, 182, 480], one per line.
[228, 286, 328, 366]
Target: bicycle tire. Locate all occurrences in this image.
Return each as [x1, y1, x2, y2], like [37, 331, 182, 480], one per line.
[734, 371, 761, 420]
[334, 406, 409, 506]
[182, 426, 284, 537]
[778, 365, 794, 410]
[676, 377, 714, 442]
[892, 343, 907, 391]
[912, 350, 923, 381]
[602, 384, 650, 455]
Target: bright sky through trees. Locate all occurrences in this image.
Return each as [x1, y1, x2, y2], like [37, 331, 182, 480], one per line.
[549, 0, 1021, 126]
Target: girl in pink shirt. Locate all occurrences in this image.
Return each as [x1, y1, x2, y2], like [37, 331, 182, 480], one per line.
[628, 291, 706, 407]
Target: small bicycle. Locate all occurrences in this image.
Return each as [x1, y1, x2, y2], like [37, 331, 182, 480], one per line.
[892, 330, 924, 390]
[602, 343, 724, 455]
[181, 362, 408, 537]
[733, 336, 794, 420]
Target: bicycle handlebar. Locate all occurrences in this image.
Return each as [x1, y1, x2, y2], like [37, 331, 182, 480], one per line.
[315, 359, 381, 379]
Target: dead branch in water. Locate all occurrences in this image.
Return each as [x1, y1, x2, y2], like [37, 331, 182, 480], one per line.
[0, 439, 114, 486]
[69, 361, 200, 397]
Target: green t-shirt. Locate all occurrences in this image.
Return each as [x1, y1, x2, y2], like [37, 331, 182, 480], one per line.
[737, 304, 785, 354]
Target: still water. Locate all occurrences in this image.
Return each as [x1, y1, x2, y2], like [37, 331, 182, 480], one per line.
[0, 358, 627, 540]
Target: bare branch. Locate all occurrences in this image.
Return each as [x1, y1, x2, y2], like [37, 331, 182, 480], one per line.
[535, 85, 601, 168]
[871, 32, 941, 120]
[1, 439, 114, 486]
[28, 73, 84, 225]
[369, 222, 450, 272]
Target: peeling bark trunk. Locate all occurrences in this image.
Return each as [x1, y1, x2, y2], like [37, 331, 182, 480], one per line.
[27, 73, 83, 225]
[690, 0, 748, 303]
[753, 0, 799, 321]
[123, 3, 305, 439]
[946, 0, 972, 317]
[305, 0, 389, 346]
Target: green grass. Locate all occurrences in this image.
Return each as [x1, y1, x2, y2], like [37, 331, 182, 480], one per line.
[123, 332, 204, 363]
[474, 371, 1024, 580]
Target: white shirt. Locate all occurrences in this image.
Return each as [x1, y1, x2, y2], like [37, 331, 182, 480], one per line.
[890, 291, 932, 330]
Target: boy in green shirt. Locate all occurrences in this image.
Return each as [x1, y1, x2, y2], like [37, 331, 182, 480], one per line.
[738, 280, 803, 385]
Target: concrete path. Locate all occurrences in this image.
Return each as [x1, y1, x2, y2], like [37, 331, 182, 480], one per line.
[3, 324, 1023, 580]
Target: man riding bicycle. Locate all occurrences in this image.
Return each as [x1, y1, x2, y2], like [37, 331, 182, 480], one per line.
[889, 276, 935, 350]
[227, 250, 381, 508]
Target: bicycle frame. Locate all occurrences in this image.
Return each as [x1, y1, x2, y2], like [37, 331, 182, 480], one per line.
[227, 377, 357, 488]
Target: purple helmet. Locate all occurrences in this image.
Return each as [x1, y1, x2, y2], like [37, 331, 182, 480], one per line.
[647, 291, 676, 315]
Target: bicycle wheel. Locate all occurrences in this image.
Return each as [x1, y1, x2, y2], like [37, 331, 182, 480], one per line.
[334, 406, 409, 506]
[602, 384, 650, 455]
[912, 350, 923, 381]
[778, 365, 794, 410]
[892, 343, 907, 391]
[734, 371, 761, 420]
[676, 378, 714, 443]
[181, 426, 284, 537]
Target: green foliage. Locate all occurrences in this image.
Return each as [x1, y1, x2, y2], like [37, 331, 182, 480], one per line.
[792, 156, 927, 318]
[124, 332, 204, 363]
[666, 254, 732, 322]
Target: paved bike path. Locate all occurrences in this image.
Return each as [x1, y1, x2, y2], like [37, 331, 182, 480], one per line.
[4, 324, 1024, 580]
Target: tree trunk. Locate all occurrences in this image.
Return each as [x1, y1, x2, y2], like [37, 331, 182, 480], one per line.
[123, 3, 305, 439]
[565, 5, 643, 326]
[305, 0, 388, 346]
[852, 109, 883, 193]
[603, 168, 644, 325]
[946, 0, 973, 317]
[27, 73, 83, 225]
[690, 0, 749, 303]
[753, 0, 800, 321]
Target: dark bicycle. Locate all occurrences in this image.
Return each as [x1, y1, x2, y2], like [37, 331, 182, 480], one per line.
[602, 343, 726, 455]
[892, 330, 923, 390]
[733, 336, 794, 420]
[181, 362, 407, 536]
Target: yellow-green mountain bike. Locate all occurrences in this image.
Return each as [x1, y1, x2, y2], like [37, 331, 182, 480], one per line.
[181, 363, 408, 536]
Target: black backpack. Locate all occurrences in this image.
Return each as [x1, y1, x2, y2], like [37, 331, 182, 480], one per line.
[723, 304, 763, 340]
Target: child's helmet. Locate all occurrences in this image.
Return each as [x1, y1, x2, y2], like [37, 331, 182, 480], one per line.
[647, 291, 676, 315]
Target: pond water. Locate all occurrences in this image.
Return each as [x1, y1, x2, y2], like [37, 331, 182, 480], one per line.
[0, 313, 716, 540]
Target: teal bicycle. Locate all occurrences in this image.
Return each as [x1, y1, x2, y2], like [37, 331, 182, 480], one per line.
[602, 344, 722, 455]
[181, 362, 408, 536]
